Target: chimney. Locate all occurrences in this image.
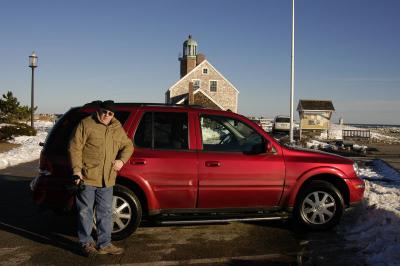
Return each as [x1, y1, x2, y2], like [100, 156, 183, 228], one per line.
[196, 53, 206, 65]
[188, 82, 194, 105]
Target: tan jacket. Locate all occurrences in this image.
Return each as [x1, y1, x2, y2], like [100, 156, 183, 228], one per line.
[68, 114, 134, 187]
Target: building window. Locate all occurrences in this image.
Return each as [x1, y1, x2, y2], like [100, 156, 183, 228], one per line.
[210, 80, 217, 92]
[203, 68, 208, 74]
[193, 80, 200, 90]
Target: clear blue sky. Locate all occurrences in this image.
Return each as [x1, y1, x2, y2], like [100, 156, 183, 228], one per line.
[1, 0, 399, 124]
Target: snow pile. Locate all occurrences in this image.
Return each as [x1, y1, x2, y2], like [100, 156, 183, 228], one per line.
[306, 139, 336, 150]
[0, 121, 53, 169]
[342, 160, 400, 265]
[202, 127, 224, 144]
[352, 143, 368, 152]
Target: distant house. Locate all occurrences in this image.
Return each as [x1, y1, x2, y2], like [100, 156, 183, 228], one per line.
[297, 100, 335, 139]
[165, 35, 239, 112]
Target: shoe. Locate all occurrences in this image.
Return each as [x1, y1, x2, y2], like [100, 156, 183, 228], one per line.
[98, 243, 124, 255]
[81, 242, 98, 257]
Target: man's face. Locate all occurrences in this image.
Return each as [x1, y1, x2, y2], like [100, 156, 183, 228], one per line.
[98, 108, 114, 125]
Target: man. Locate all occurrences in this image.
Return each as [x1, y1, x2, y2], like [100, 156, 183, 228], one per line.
[69, 100, 134, 256]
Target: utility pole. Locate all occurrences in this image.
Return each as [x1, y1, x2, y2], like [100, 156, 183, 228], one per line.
[289, 0, 295, 143]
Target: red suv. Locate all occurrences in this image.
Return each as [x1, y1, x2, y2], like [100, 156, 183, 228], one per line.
[30, 102, 364, 240]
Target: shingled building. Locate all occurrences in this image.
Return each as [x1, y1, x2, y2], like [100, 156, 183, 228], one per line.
[165, 35, 239, 112]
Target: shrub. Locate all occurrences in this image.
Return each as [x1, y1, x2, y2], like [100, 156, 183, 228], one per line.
[0, 123, 37, 141]
[0, 91, 35, 123]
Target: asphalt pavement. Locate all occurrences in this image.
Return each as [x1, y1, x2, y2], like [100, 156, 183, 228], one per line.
[0, 160, 367, 266]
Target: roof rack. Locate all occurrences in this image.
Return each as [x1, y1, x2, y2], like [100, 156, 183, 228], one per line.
[82, 101, 205, 109]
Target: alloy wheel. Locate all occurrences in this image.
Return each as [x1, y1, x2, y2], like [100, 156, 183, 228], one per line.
[301, 191, 336, 225]
[112, 195, 132, 233]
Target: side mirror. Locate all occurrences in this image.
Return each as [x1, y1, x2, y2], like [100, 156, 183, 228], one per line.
[265, 141, 274, 154]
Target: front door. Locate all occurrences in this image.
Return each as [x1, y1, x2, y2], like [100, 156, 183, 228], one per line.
[197, 114, 285, 209]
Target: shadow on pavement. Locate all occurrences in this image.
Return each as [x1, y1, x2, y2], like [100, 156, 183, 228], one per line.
[0, 160, 81, 256]
[1, 160, 396, 265]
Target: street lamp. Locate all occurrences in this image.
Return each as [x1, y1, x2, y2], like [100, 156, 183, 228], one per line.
[29, 51, 38, 127]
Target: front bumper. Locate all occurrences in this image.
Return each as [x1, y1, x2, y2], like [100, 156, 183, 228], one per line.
[345, 178, 365, 204]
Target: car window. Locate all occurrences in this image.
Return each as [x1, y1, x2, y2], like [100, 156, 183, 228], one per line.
[46, 109, 131, 154]
[114, 111, 131, 126]
[134, 112, 189, 150]
[200, 115, 264, 154]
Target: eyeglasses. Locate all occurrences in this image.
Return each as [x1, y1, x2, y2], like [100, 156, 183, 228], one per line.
[101, 109, 114, 116]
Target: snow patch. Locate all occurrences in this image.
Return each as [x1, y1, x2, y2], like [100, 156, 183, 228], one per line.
[0, 121, 53, 169]
[342, 160, 400, 266]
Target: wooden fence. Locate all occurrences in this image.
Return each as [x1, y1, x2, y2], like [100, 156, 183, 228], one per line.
[342, 129, 371, 139]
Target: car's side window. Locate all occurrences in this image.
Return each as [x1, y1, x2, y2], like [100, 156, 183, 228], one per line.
[134, 112, 153, 148]
[134, 112, 189, 150]
[200, 115, 264, 154]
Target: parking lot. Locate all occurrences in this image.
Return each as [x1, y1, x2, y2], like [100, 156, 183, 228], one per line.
[0, 161, 366, 266]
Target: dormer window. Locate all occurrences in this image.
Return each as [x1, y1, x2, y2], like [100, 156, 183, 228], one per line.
[202, 68, 208, 74]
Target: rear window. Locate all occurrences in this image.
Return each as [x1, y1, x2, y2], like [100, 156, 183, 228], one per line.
[45, 109, 130, 154]
[275, 117, 290, 123]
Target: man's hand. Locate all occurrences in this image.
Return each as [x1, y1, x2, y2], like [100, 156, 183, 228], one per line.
[112, 160, 124, 171]
[73, 172, 83, 185]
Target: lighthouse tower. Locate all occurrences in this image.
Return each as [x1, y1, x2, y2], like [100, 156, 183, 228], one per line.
[179, 35, 198, 78]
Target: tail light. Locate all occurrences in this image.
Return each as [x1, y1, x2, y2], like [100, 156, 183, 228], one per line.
[39, 150, 53, 176]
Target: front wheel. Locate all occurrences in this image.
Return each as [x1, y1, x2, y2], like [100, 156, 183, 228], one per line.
[111, 184, 142, 240]
[294, 180, 344, 230]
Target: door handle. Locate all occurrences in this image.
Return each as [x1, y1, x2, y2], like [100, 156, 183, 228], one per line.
[130, 159, 146, 165]
[205, 161, 221, 167]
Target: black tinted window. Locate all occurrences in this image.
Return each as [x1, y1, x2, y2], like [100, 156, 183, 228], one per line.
[134, 112, 152, 148]
[275, 117, 290, 123]
[134, 112, 188, 150]
[114, 111, 130, 125]
[46, 109, 130, 154]
[46, 110, 89, 154]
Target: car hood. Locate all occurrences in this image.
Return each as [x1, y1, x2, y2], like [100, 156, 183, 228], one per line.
[282, 144, 354, 165]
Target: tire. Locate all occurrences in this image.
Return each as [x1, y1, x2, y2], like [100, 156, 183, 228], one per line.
[294, 180, 344, 230]
[111, 184, 142, 240]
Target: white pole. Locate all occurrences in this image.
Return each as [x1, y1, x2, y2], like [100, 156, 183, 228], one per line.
[289, 0, 295, 143]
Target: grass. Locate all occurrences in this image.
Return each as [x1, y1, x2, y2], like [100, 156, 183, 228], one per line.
[0, 141, 20, 153]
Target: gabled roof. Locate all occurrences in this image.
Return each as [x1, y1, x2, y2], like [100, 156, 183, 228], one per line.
[297, 100, 335, 111]
[176, 88, 225, 110]
[167, 60, 239, 94]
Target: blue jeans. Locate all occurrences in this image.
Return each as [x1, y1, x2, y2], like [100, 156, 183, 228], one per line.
[76, 185, 113, 248]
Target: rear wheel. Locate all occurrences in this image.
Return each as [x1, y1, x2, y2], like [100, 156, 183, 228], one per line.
[294, 180, 344, 230]
[111, 184, 142, 240]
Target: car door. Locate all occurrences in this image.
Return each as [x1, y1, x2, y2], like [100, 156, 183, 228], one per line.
[119, 110, 198, 210]
[197, 114, 285, 209]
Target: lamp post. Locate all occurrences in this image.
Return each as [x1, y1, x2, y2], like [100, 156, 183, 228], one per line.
[29, 51, 38, 128]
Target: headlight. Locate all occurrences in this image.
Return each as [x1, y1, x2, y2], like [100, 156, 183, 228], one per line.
[353, 162, 360, 176]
